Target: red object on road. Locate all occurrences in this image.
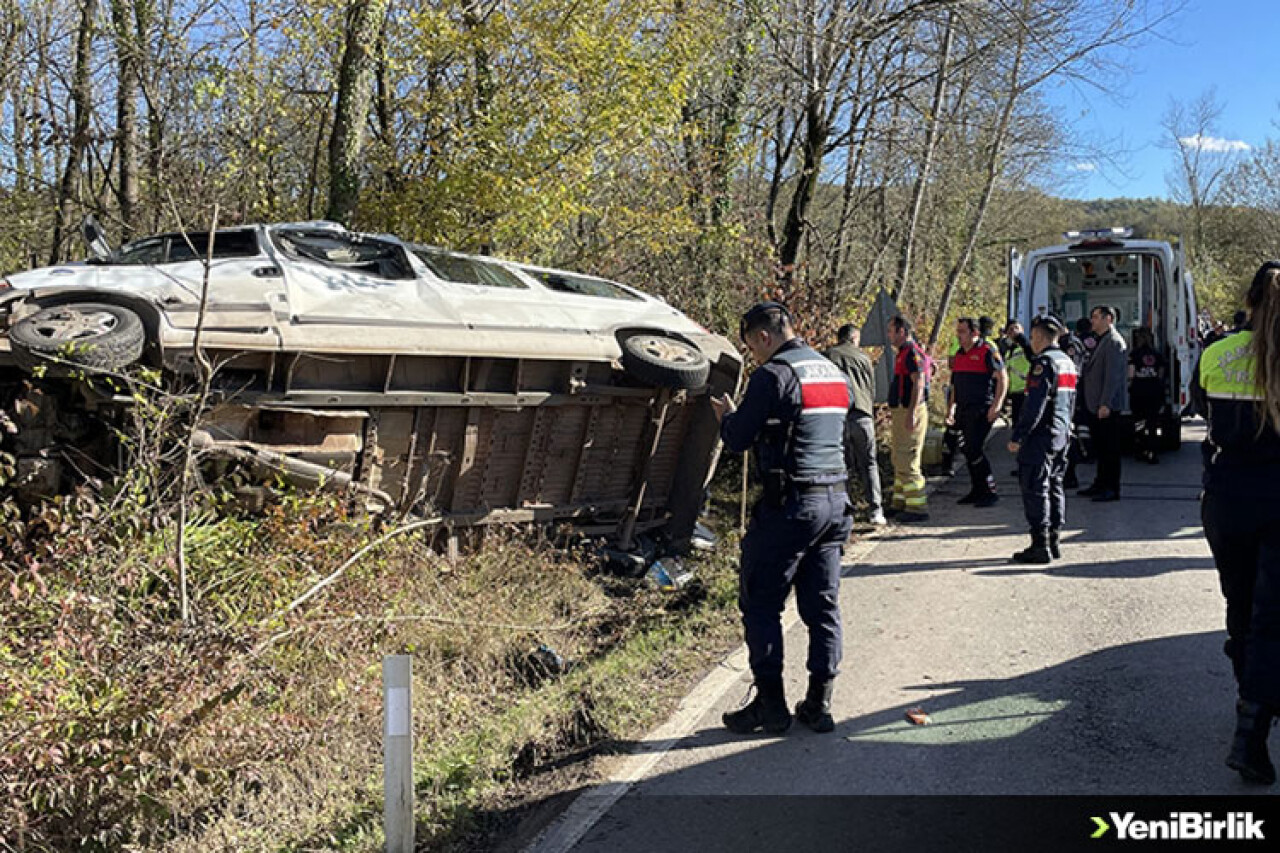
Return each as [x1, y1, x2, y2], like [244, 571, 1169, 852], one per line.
[905, 707, 932, 726]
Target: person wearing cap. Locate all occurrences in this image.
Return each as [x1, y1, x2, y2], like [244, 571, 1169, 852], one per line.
[1006, 315, 1078, 564]
[945, 317, 1007, 507]
[711, 302, 855, 736]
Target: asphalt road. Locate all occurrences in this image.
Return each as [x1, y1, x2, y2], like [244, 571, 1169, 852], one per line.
[525, 421, 1271, 853]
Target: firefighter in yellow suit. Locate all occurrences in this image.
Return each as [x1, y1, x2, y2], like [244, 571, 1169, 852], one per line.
[886, 315, 930, 522]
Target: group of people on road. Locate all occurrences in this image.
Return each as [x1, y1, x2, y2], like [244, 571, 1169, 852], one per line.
[709, 262, 1280, 790]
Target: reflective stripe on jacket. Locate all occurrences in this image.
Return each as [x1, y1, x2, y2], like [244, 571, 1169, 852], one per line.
[1192, 330, 1280, 496]
[1007, 349, 1031, 394]
[758, 344, 850, 483]
[1011, 346, 1077, 451]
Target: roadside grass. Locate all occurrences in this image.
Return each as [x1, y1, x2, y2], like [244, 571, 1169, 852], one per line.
[2, 470, 747, 852]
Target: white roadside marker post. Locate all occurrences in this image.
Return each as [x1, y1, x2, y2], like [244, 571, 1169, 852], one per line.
[383, 655, 414, 852]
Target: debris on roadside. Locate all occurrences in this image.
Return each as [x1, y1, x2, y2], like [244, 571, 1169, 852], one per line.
[905, 707, 932, 726]
[514, 643, 575, 687]
[646, 556, 694, 591]
[601, 546, 648, 577]
[690, 521, 717, 551]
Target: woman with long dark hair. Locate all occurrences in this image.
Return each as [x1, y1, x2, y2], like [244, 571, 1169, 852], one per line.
[1193, 261, 1280, 785]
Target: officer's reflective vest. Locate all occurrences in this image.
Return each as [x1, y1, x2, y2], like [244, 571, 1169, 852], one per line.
[757, 344, 850, 485]
[1198, 330, 1280, 455]
[1012, 346, 1077, 449]
[1007, 348, 1031, 394]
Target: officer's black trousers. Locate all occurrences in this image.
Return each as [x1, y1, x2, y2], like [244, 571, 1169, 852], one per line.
[1091, 412, 1122, 493]
[739, 485, 854, 681]
[1202, 492, 1280, 708]
[1017, 440, 1067, 534]
[957, 405, 995, 495]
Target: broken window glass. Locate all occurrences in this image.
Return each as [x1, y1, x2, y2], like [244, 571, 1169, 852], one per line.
[271, 228, 416, 280]
[521, 268, 643, 301]
[413, 249, 529, 289]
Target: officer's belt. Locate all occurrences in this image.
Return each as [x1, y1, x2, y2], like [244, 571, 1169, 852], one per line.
[789, 479, 846, 493]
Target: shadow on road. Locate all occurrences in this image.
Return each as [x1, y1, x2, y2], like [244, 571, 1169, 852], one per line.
[501, 630, 1266, 853]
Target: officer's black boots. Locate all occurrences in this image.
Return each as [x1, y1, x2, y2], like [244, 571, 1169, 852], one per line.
[794, 675, 836, 733]
[723, 677, 792, 735]
[1012, 531, 1052, 564]
[1047, 529, 1061, 559]
[1227, 699, 1277, 785]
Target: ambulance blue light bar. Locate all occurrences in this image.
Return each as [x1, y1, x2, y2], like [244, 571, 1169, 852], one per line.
[1064, 227, 1133, 241]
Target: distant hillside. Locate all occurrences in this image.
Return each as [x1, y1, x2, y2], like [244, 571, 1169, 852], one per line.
[1069, 197, 1186, 242]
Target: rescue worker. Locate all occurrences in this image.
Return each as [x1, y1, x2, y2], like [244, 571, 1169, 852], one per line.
[711, 302, 854, 735]
[1004, 332, 1033, 476]
[886, 315, 930, 522]
[1005, 333, 1032, 424]
[1192, 261, 1280, 785]
[946, 317, 1007, 506]
[1128, 326, 1165, 464]
[1006, 315, 1076, 564]
[940, 317, 997, 478]
[824, 325, 886, 526]
[998, 319, 1021, 361]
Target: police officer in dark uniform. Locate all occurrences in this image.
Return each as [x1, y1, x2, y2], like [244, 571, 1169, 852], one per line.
[1006, 315, 1077, 564]
[711, 302, 854, 735]
[946, 317, 1008, 506]
[1192, 261, 1280, 785]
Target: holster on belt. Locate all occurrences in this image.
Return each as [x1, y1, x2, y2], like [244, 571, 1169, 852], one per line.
[762, 468, 790, 507]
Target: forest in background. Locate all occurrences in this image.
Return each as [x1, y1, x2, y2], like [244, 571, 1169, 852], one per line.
[7, 0, 1274, 354]
[8, 3, 1280, 849]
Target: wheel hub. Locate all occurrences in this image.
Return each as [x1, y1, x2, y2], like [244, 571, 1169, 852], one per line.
[635, 336, 699, 365]
[30, 308, 120, 343]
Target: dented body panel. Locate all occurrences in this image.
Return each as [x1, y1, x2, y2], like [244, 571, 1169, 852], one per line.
[0, 224, 741, 550]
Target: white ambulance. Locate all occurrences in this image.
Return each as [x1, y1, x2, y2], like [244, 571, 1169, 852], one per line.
[1006, 227, 1199, 449]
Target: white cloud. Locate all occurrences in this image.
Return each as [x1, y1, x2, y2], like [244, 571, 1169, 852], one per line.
[1070, 162, 1097, 172]
[1178, 134, 1251, 153]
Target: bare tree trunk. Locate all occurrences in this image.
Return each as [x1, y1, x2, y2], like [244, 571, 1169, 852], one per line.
[307, 93, 332, 220]
[774, 0, 850, 293]
[707, 0, 760, 230]
[928, 34, 1025, 347]
[764, 99, 796, 252]
[776, 97, 828, 289]
[1, 1, 21, 192]
[51, 0, 98, 265]
[326, 0, 389, 225]
[111, 0, 141, 237]
[826, 50, 886, 294]
[892, 8, 954, 304]
[11, 89, 26, 194]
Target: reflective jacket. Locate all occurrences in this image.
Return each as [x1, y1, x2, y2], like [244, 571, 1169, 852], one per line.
[1011, 345, 1077, 451]
[720, 340, 849, 495]
[1007, 348, 1031, 395]
[763, 344, 850, 483]
[1191, 330, 1280, 497]
[889, 339, 930, 407]
[949, 340, 1004, 409]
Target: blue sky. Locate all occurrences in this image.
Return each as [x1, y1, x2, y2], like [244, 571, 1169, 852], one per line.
[1044, 0, 1279, 200]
